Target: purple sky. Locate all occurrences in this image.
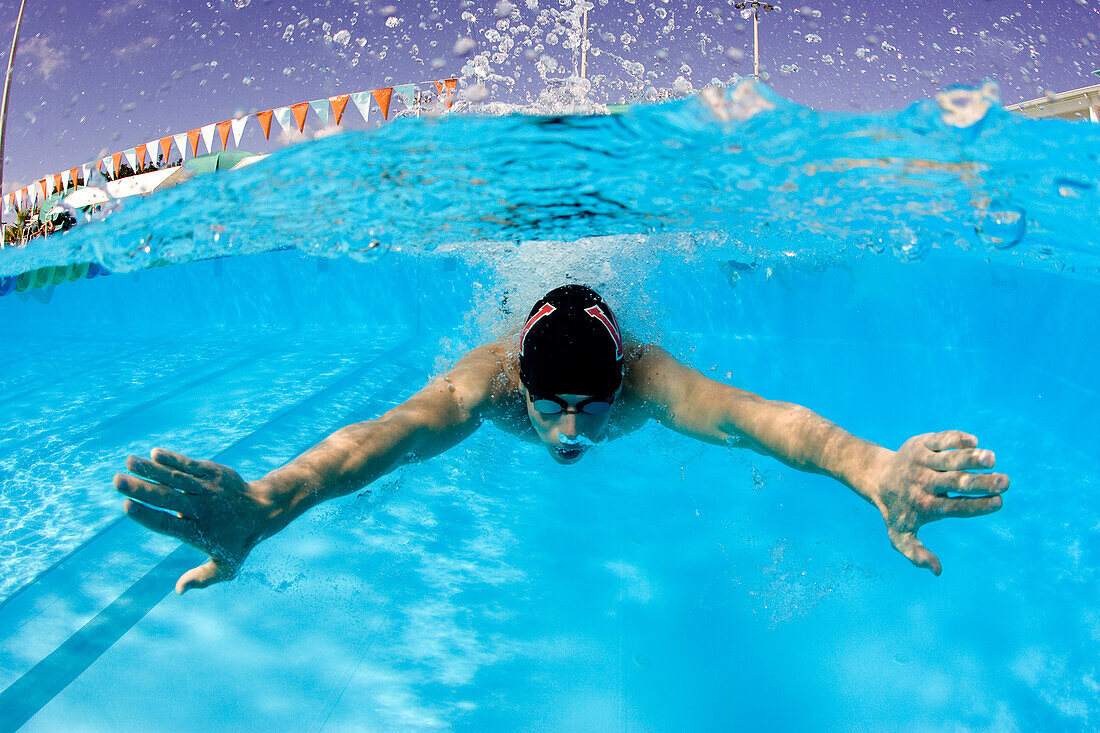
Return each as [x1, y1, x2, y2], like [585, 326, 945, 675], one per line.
[1, 0, 1098, 195]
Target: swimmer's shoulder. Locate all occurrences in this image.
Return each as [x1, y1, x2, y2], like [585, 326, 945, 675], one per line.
[443, 335, 523, 413]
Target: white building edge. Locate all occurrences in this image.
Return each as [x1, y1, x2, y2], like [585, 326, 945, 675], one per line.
[1006, 82, 1100, 122]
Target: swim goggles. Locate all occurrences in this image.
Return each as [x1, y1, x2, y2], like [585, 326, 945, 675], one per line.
[530, 394, 614, 416]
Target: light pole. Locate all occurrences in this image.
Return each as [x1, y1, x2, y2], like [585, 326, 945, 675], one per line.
[734, 1, 776, 77]
[1, 0, 29, 239]
[580, 7, 589, 79]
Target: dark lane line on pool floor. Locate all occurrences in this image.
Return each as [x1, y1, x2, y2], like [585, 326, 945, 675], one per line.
[0, 331, 423, 618]
[0, 356, 428, 732]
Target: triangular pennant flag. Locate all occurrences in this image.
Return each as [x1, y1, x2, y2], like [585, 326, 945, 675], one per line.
[69, 167, 80, 188]
[99, 157, 109, 175]
[444, 78, 458, 108]
[216, 120, 232, 150]
[53, 173, 63, 192]
[39, 179, 48, 199]
[290, 102, 309, 132]
[256, 110, 273, 139]
[393, 84, 417, 111]
[309, 99, 330, 128]
[273, 106, 295, 135]
[123, 149, 138, 171]
[135, 145, 147, 169]
[230, 116, 249, 147]
[187, 129, 201, 157]
[329, 94, 349, 126]
[200, 123, 216, 153]
[372, 87, 393, 120]
[80, 165, 90, 184]
[159, 136, 174, 163]
[349, 92, 372, 124]
[111, 152, 123, 175]
[145, 140, 159, 163]
[173, 133, 189, 161]
[61, 170, 71, 189]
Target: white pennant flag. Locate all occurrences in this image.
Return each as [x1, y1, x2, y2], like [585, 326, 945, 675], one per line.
[15, 189, 23, 208]
[309, 99, 330, 128]
[200, 123, 217, 154]
[349, 91, 372, 124]
[102, 156, 114, 176]
[124, 150, 138, 171]
[145, 140, 159, 164]
[173, 133, 189, 161]
[61, 170, 71, 188]
[273, 106, 296, 136]
[230, 117, 249, 147]
[80, 165, 90, 185]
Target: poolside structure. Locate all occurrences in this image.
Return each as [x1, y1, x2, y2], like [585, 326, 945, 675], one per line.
[1006, 82, 1100, 122]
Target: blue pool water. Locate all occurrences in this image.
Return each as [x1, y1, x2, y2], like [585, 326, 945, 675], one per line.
[1, 83, 1099, 730]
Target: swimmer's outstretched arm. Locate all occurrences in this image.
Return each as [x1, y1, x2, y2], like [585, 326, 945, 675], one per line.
[629, 345, 1010, 575]
[114, 343, 503, 594]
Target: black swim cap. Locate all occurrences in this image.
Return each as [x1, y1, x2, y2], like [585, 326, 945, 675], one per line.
[519, 284, 624, 397]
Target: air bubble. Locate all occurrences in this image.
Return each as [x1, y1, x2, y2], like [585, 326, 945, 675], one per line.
[976, 200, 1026, 249]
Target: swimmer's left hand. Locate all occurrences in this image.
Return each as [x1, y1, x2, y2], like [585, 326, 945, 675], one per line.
[857, 430, 1009, 576]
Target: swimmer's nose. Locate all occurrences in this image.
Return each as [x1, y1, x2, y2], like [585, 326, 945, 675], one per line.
[556, 413, 578, 441]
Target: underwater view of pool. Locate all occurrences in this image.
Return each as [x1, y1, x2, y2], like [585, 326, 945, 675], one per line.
[1, 80, 1099, 730]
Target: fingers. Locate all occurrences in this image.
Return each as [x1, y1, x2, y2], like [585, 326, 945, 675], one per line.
[150, 448, 220, 480]
[887, 527, 942, 576]
[930, 470, 1010, 496]
[926, 495, 1003, 520]
[127, 455, 205, 494]
[922, 447, 995, 472]
[122, 498, 197, 544]
[115, 472, 193, 515]
[176, 559, 236, 595]
[921, 430, 978, 452]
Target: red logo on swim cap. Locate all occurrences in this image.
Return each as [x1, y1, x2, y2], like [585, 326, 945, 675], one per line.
[520, 303, 556, 356]
[584, 305, 623, 360]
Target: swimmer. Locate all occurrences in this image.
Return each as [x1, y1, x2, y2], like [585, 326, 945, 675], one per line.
[114, 284, 1009, 594]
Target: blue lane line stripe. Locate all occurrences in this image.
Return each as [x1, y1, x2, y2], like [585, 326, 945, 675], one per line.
[0, 352, 425, 730]
[0, 545, 201, 733]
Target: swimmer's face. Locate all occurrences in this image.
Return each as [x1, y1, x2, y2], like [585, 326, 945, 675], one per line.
[522, 388, 615, 465]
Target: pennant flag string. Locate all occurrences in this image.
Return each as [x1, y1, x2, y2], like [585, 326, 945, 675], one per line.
[9, 78, 459, 212]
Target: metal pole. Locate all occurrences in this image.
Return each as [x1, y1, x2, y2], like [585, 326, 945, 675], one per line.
[0, 0, 29, 232]
[580, 9, 588, 79]
[753, 7, 759, 76]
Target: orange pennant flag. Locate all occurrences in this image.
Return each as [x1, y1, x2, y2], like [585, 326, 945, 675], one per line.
[69, 167, 80, 187]
[53, 173, 63, 192]
[290, 102, 309, 132]
[372, 88, 393, 120]
[216, 120, 232, 150]
[136, 146, 146, 169]
[187, 129, 201, 157]
[256, 110, 273, 139]
[111, 152, 123, 174]
[434, 79, 458, 108]
[329, 94, 350, 126]
[38, 179, 48, 198]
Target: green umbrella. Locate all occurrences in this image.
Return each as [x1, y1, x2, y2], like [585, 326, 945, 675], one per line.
[183, 151, 256, 173]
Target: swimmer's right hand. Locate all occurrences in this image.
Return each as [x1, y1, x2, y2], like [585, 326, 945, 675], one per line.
[114, 448, 278, 595]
